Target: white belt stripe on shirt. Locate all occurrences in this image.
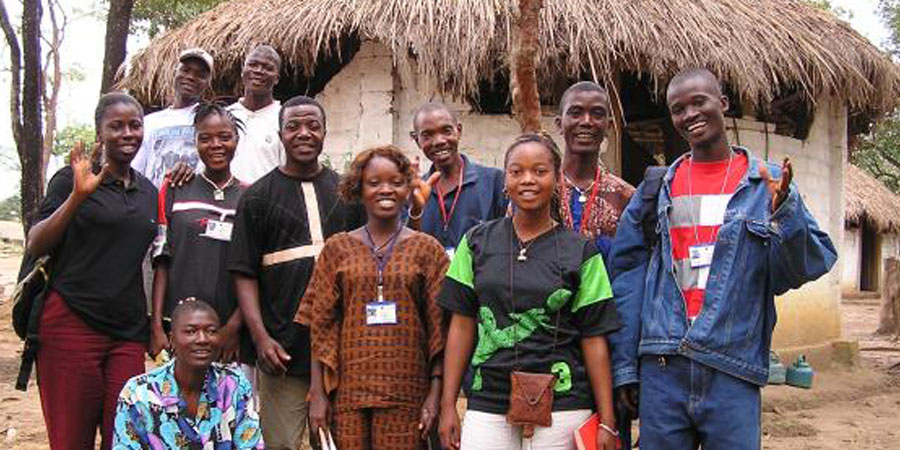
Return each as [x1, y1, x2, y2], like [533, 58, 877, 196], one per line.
[172, 201, 236, 218]
[261, 181, 325, 267]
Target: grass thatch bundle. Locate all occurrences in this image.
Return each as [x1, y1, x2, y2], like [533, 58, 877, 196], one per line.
[845, 164, 900, 233]
[121, 0, 900, 118]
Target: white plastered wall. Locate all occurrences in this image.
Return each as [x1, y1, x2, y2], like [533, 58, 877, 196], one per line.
[724, 99, 846, 348]
[316, 40, 846, 350]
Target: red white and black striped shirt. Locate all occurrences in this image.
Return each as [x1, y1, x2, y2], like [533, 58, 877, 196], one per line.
[668, 153, 748, 320]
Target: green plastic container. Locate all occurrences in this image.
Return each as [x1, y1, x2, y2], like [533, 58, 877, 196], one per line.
[767, 351, 786, 385]
[786, 355, 814, 389]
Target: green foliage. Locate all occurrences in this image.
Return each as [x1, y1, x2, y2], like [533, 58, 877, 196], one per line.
[53, 123, 94, 156]
[805, 0, 853, 20]
[0, 194, 21, 221]
[849, 2, 900, 193]
[132, 0, 226, 37]
[880, 0, 900, 56]
[852, 110, 900, 193]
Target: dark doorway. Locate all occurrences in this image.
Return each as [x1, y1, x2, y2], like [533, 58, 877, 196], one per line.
[209, 35, 361, 106]
[620, 72, 678, 186]
[860, 219, 882, 292]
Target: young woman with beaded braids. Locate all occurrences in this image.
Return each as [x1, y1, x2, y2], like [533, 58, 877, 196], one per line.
[149, 102, 249, 365]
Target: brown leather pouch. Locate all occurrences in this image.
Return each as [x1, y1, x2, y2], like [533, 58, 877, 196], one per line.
[507, 371, 556, 438]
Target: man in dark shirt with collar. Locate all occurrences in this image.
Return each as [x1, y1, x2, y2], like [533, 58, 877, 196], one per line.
[228, 95, 362, 450]
[409, 102, 507, 256]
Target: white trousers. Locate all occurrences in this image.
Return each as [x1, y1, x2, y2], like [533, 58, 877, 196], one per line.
[460, 409, 592, 450]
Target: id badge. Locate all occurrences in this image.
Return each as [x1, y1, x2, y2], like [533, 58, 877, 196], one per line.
[203, 220, 233, 242]
[366, 301, 398, 326]
[445, 246, 455, 260]
[688, 244, 714, 268]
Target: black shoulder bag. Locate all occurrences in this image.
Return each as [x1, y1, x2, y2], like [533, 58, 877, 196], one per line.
[639, 165, 668, 249]
[11, 253, 51, 391]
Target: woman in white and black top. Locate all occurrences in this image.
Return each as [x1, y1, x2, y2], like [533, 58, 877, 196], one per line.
[149, 102, 247, 364]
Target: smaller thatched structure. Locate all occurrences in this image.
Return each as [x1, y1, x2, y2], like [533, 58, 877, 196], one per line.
[845, 164, 900, 233]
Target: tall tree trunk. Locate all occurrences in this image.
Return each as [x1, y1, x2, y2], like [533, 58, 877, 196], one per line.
[101, 0, 134, 93]
[20, 0, 43, 234]
[509, 0, 543, 133]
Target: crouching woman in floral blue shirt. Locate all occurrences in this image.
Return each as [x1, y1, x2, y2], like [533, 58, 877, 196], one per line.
[113, 299, 264, 449]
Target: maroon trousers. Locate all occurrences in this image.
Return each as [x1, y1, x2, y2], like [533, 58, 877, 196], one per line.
[36, 290, 146, 450]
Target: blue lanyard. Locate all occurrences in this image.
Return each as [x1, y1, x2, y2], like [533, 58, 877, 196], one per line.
[363, 225, 403, 301]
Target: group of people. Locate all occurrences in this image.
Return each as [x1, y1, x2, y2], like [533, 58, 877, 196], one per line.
[25, 43, 837, 450]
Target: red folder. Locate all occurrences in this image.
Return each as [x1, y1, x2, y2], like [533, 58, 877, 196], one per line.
[574, 413, 621, 450]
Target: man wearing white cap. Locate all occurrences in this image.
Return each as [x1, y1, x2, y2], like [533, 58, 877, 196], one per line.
[132, 48, 213, 188]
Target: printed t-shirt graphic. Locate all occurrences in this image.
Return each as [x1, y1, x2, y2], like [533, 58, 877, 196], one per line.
[133, 105, 202, 188]
[437, 218, 620, 413]
[668, 152, 748, 320]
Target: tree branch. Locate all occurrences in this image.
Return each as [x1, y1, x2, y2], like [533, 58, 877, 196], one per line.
[0, 0, 23, 145]
[41, 0, 65, 184]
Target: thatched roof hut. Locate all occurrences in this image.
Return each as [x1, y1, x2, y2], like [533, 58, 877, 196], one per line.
[122, 0, 900, 119]
[845, 164, 900, 233]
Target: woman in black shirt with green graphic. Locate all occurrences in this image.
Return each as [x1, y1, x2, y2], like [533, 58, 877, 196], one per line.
[438, 134, 620, 450]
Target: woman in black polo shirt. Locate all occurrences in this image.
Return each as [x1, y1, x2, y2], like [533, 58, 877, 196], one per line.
[26, 92, 158, 450]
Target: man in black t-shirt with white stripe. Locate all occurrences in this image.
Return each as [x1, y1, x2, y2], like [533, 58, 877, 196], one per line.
[228, 95, 363, 450]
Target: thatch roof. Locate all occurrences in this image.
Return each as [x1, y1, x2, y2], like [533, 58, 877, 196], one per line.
[121, 0, 900, 118]
[845, 164, 900, 233]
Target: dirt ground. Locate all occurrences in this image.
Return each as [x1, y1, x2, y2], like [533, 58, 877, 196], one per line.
[761, 294, 900, 450]
[0, 241, 896, 449]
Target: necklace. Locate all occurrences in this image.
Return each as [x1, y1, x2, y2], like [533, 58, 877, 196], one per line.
[199, 172, 234, 202]
[363, 224, 403, 254]
[513, 218, 556, 262]
[563, 174, 595, 203]
[561, 165, 604, 233]
[435, 158, 466, 231]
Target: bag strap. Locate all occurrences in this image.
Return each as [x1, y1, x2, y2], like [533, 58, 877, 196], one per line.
[640, 166, 668, 250]
[16, 288, 47, 391]
[508, 221, 563, 370]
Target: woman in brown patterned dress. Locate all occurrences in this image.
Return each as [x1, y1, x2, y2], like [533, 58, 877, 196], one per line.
[296, 145, 448, 450]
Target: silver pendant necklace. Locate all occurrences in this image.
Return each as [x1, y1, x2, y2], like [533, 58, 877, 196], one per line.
[199, 172, 234, 202]
[517, 246, 529, 262]
[564, 174, 594, 203]
[513, 219, 556, 262]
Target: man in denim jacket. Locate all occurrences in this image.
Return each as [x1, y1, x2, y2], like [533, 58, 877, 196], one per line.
[608, 68, 837, 449]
